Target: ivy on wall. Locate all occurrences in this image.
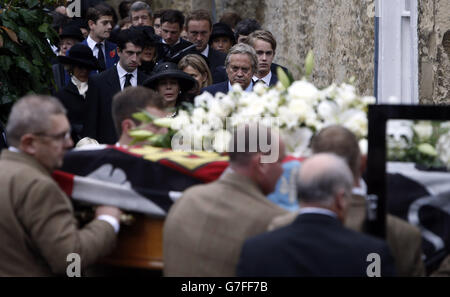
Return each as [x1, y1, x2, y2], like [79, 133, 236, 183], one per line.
[0, 0, 61, 123]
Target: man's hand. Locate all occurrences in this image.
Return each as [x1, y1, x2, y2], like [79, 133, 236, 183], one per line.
[95, 206, 122, 221]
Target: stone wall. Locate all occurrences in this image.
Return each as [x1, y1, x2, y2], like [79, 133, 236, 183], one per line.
[106, 0, 450, 103]
[418, 0, 450, 104]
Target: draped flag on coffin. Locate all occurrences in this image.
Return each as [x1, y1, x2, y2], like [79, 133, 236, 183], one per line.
[52, 145, 229, 217]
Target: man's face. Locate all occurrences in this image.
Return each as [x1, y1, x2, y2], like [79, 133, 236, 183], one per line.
[211, 36, 232, 53]
[34, 114, 73, 172]
[186, 20, 211, 52]
[89, 15, 113, 41]
[253, 39, 274, 77]
[154, 17, 162, 36]
[131, 9, 153, 27]
[118, 42, 143, 72]
[161, 22, 181, 46]
[226, 53, 254, 89]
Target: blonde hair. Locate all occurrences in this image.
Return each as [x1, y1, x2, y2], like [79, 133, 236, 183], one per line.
[178, 54, 213, 88]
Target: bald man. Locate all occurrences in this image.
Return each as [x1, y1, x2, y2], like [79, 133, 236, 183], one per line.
[237, 153, 396, 276]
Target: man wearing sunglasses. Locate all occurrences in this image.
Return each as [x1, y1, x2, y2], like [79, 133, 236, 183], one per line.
[0, 95, 122, 276]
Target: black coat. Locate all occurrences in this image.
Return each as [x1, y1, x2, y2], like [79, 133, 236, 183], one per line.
[54, 81, 90, 144]
[237, 213, 397, 277]
[82, 66, 148, 144]
[206, 48, 227, 84]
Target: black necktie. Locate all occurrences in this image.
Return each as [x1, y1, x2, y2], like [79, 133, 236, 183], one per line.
[96, 43, 106, 71]
[124, 73, 133, 88]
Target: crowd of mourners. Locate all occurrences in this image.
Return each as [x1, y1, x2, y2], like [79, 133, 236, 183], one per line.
[0, 0, 449, 277]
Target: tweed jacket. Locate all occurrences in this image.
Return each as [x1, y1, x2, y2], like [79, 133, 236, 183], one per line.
[268, 193, 425, 276]
[0, 150, 117, 276]
[163, 170, 288, 276]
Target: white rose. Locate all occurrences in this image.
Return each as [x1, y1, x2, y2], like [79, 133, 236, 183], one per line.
[281, 127, 314, 155]
[212, 130, 232, 152]
[413, 121, 433, 141]
[339, 109, 368, 138]
[317, 100, 338, 120]
[387, 120, 414, 143]
[288, 80, 319, 105]
[194, 92, 213, 107]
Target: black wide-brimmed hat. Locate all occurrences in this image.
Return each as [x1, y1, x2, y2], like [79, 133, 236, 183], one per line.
[58, 43, 100, 70]
[59, 24, 84, 42]
[143, 62, 197, 92]
[209, 22, 236, 45]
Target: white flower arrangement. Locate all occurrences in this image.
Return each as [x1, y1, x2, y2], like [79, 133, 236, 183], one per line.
[166, 73, 374, 156]
[387, 119, 450, 169]
[132, 52, 375, 157]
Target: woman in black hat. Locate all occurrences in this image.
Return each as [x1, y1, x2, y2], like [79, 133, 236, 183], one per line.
[58, 24, 85, 57]
[54, 44, 100, 145]
[209, 22, 236, 54]
[143, 62, 197, 112]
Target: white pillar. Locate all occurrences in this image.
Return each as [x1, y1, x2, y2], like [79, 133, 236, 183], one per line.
[376, 0, 418, 104]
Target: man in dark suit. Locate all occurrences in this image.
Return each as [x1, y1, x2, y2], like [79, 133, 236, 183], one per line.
[237, 153, 397, 277]
[245, 30, 289, 87]
[83, 4, 119, 72]
[158, 10, 194, 62]
[83, 28, 148, 144]
[185, 10, 228, 84]
[201, 43, 257, 96]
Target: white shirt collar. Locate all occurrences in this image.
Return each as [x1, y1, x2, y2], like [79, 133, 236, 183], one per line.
[86, 35, 104, 50]
[253, 71, 272, 86]
[71, 76, 89, 98]
[228, 81, 253, 92]
[8, 146, 20, 153]
[116, 63, 138, 89]
[298, 207, 338, 219]
[201, 44, 209, 57]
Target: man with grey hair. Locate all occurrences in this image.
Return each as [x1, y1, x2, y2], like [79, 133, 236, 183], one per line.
[201, 43, 258, 96]
[0, 95, 122, 276]
[163, 123, 288, 276]
[129, 1, 153, 27]
[237, 153, 397, 276]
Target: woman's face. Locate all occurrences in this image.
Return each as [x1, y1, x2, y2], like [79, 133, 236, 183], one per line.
[157, 78, 180, 105]
[141, 46, 156, 62]
[73, 66, 90, 82]
[211, 36, 232, 53]
[182, 65, 206, 92]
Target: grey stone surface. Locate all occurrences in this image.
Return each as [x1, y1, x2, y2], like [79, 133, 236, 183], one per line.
[106, 0, 449, 103]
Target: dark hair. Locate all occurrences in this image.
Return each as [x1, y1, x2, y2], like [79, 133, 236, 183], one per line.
[219, 11, 242, 30]
[311, 125, 361, 182]
[185, 9, 212, 30]
[116, 27, 145, 50]
[234, 18, 261, 40]
[118, 0, 132, 19]
[112, 86, 165, 136]
[161, 9, 185, 30]
[154, 10, 166, 20]
[86, 4, 114, 23]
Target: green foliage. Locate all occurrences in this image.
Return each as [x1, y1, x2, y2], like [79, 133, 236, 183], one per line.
[0, 0, 60, 124]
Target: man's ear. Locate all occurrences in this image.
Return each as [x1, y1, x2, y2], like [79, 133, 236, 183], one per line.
[19, 134, 37, 155]
[88, 20, 95, 31]
[334, 190, 348, 222]
[122, 119, 136, 136]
